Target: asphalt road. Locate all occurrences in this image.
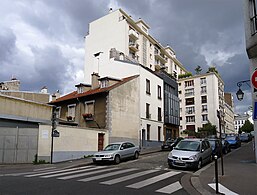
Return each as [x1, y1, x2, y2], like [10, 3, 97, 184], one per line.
[0, 151, 190, 195]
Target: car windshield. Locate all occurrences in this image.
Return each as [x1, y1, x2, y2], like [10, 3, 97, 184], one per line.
[225, 136, 236, 140]
[174, 140, 200, 151]
[208, 140, 216, 147]
[104, 144, 121, 151]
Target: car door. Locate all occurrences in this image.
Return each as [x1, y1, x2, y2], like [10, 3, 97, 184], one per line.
[126, 142, 136, 158]
[201, 141, 210, 163]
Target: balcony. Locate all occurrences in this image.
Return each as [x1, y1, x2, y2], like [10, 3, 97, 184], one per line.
[129, 29, 139, 40]
[129, 42, 139, 52]
[154, 50, 167, 64]
[66, 116, 75, 121]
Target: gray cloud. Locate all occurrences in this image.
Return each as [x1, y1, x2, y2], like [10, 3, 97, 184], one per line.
[0, 0, 251, 113]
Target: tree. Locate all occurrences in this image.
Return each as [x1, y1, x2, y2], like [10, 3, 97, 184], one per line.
[198, 121, 217, 137]
[206, 66, 219, 75]
[240, 120, 254, 133]
[195, 65, 202, 74]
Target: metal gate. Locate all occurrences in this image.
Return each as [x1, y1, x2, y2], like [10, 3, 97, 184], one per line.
[0, 127, 38, 163]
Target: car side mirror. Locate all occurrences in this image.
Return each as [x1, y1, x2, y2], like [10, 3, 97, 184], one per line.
[201, 149, 204, 153]
[120, 147, 124, 150]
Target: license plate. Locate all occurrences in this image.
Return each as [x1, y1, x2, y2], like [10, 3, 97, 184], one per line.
[95, 157, 102, 161]
[175, 160, 183, 163]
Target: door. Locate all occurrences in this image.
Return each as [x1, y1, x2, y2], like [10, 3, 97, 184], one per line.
[98, 133, 104, 151]
[142, 129, 146, 147]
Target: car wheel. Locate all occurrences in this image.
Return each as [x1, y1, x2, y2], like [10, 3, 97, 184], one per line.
[114, 155, 121, 164]
[196, 159, 202, 170]
[134, 152, 139, 160]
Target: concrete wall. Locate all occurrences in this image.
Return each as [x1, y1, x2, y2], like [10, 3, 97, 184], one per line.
[0, 94, 52, 122]
[38, 124, 108, 163]
[0, 91, 50, 103]
[108, 76, 140, 145]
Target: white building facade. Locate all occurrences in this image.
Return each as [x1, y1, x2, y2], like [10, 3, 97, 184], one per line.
[178, 72, 225, 135]
[224, 93, 235, 134]
[84, 8, 188, 84]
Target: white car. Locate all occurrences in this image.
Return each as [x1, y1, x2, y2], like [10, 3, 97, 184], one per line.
[168, 139, 212, 170]
[92, 142, 140, 164]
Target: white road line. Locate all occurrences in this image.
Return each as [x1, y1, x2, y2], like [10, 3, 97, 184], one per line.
[78, 168, 137, 182]
[155, 181, 183, 194]
[126, 171, 181, 189]
[33, 167, 56, 171]
[25, 166, 92, 177]
[100, 169, 159, 185]
[41, 166, 106, 178]
[208, 183, 239, 195]
[58, 167, 119, 180]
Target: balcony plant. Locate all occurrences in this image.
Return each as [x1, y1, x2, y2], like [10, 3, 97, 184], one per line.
[66, 116, 73, 121]
[82, 113, 94, 121]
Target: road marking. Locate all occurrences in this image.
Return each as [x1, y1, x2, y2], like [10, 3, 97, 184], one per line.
[58, 167, 119, 180]
[126, 171, 181, 189]
[155, 181, 182, 194]
[41, 166, 106, 178]
[208, 183, 239, 195]
[100, 169, 159, 185]
[78, 168, 137, 182]
[33, 167, 56, 171]
[25, 166, 92, 177]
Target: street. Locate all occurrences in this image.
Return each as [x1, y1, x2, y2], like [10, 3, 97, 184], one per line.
[0, 151, 190, 195]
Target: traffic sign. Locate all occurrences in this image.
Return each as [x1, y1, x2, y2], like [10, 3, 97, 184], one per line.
[251, 70, 257, 89]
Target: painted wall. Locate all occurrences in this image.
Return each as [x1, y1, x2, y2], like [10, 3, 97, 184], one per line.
[108, 76, 140, 145]
[38, 124, 108, 163]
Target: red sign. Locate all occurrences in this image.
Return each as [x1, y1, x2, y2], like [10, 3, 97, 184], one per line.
[251, 70, 257, 89]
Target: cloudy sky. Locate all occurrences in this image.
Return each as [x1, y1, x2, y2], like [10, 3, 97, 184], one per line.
[0, 0, 252, 114]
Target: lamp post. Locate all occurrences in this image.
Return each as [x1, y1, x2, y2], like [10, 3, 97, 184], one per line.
[236, 80, 250, 101]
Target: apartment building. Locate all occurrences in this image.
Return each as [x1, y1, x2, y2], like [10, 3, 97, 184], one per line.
[234, 110, 253, 133]
[178, 72, 225, 135]
[84, 8, 188, 84]
[224, 93, 235, 134]
[243, 0, 257, 162]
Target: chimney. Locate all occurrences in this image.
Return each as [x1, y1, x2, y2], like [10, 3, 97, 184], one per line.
[40, 86, 48, 94]
[55, 90, 60, 99]
[91, 72, 100, 89]
[52, 94, 57, 101]
[109, 8, 113, 13]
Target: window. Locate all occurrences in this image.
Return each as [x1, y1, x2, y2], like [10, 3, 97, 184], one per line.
[202, 114, 208, 122]
[185, 88, 194, 96]
[173, 71, 177, 78]
[201, 86, 207, 94]
[67, 104, 76, 120]
[250, 0, 257, 35]
[146, 79, 151, 94]
[201, 96, 207, 104]
[85, 101, 95, 115]
[186, 106, 195, 114]
[147, 124, 151, 140]
[186, 116, 195, 123]
[185, 80, 194, 87]
[185, 97, 194, 105]
[158, 85, 162, 99]
[174, 64, 177, 70]
[158, 126, 161, 141]
[158, 107, 162, 121]
[200, 78, 206, 85]
[179, 90, 182, 94]
[146, 103, 150, 119]
[202, 105, 208, 112]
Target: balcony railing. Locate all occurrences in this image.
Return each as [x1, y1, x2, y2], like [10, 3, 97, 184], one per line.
[129, 29, 139, 40]
[129, 42, 139, 52]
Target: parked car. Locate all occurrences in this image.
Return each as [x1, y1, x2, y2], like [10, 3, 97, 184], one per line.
[225, 135, 241, 148]
[221, 139, 231, 154]
[167, 139, 212, 170]
[161, 137, 184, 151]
[208, 139, 222, 157]
[92, 142, 140, 164]
[240, 133, 252, 142]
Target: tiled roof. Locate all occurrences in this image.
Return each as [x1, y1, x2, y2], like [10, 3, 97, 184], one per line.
[50, 75, 139, 103]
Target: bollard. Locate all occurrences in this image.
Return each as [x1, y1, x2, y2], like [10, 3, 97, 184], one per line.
[214, 155, 219, 194]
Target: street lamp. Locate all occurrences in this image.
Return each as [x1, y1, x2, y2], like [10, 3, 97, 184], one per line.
[236, 80, 250, 101]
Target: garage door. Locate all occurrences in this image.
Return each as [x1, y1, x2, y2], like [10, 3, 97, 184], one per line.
[0, 127, 38, 163]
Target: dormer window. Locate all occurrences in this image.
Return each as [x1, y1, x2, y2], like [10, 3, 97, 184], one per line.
[101, 80, 108, 88]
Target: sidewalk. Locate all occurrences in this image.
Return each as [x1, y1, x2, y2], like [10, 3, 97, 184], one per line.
[191, 141, 257, 195]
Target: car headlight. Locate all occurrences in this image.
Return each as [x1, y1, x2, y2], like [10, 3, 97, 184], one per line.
[189, 155, 197, 161]
[168, 152, 173, 158]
